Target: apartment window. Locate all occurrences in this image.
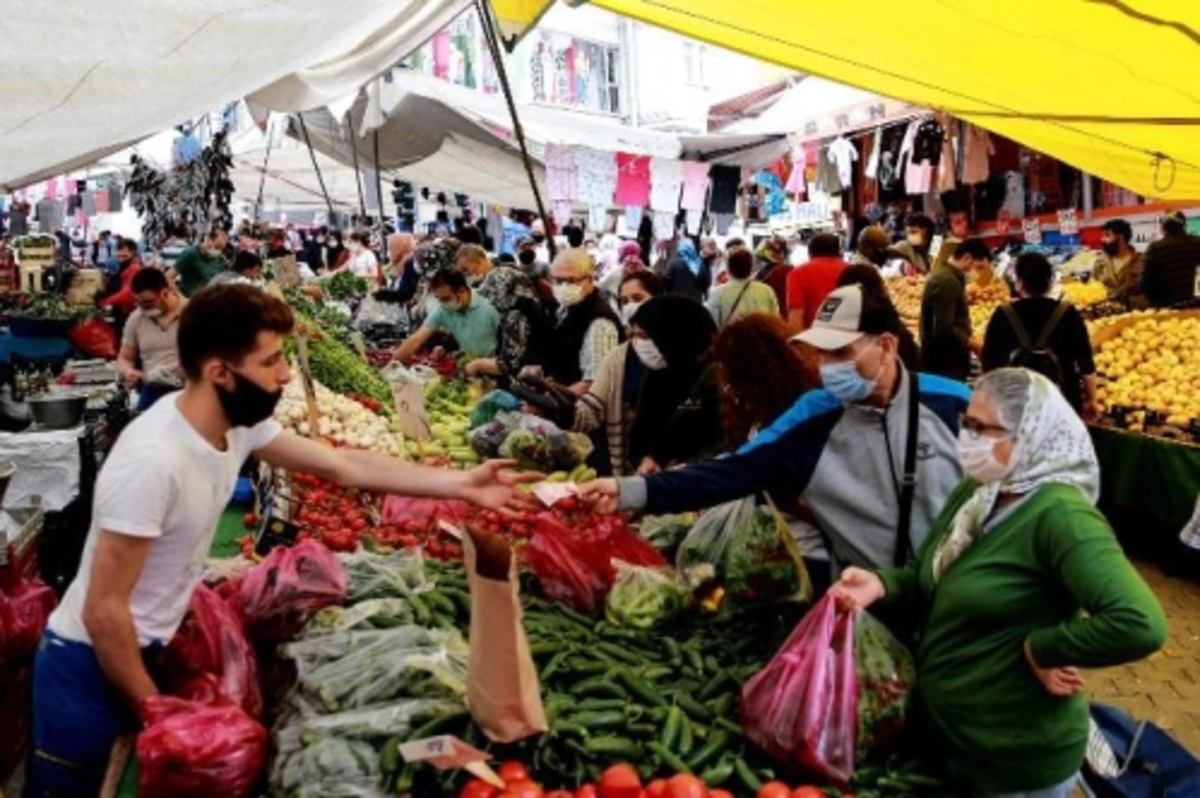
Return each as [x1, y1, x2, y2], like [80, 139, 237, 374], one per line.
[529, 33, 621, 115]
[685, 41, 708, 88]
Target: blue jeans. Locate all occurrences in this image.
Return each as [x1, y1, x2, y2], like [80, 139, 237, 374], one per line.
[136, 383, 177, 412]
[28, 631, 155, 797]
[987, 773, 1080, 798]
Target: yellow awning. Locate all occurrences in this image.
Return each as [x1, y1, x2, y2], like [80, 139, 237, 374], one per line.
[489, 0, 554, 42]
[500, 0, 1200, 200]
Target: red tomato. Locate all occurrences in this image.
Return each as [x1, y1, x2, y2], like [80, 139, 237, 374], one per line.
[645, 780, 668, 798]
[546, 792, 574, 798]
[575, 786, 598, 798]
[499, 780, 543, 798]
[664, 775, 706, 798]
[791, 789, 825, 798]
[598, 764, 641, 798]
[242, 513, 259, 529]
[709, 791, 734, 798]
[497, 762, 531, 785]
[460, 780, 499, 798]
[757, 783, 792, 798]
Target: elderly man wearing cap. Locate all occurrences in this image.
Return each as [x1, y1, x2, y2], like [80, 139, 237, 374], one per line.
[580, 284, 970, 574]
[1141, 211, 1200, 308]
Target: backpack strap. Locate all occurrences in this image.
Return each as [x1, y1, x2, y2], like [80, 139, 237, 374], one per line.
[1001, 303, 1032, 349]
[1034, 300, 1071, 350]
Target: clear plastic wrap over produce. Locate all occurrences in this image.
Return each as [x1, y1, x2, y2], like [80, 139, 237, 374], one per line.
[341, 548, 434, 601]
[676, 496, 811, 616]
[307, 598, 418, 633]
[853, 610, 915, 759]
[277, 737, 386, 798]
[636, 513, 696, 559]
[296, 699, 464, 743]
[136, 696, 268, 798]
[604, 562, 683, 629]
[284, 627, 469, 713]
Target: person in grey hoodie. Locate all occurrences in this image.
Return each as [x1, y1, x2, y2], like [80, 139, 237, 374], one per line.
[580, 284, 970, 570]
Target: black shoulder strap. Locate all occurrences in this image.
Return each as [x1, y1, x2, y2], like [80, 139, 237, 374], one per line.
[725, 281, 754, 326]
[895, 371, 921, 566]
[1034, 300, 1071, 350]
[1001, 303, 1032, 349]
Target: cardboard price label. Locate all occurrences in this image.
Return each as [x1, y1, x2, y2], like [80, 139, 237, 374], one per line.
[1057, 209, 1079, 236]
[392, 380, 431, 441]
[399, 735, 503, 787]
[294, 336, 321, 435]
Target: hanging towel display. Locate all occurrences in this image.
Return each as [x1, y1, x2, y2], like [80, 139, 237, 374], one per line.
[544, 144, 579, 203]
[614, 153, 651, 207]
[574, 147, 617, 209]
[649, 158, 684, 212]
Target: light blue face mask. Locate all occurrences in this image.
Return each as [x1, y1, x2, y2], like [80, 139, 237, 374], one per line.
[819, 340, 880, 403]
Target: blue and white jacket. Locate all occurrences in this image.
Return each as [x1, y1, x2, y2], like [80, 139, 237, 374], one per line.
[619, 366, 971, 569]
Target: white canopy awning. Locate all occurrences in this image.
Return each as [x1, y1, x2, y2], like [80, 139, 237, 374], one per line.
[0, 0, 472, 190]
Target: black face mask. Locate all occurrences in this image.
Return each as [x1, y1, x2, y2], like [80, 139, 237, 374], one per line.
[217, 369, 282, 428]
[518, 250, 537, 266]
[1102, 242, 1120, 256]
[531, 234, 546, 244]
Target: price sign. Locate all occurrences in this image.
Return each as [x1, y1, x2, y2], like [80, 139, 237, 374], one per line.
[1057, 209, 1079, 236]
[274, 255, 301, 289]
[392, 380, 431, 442]
[1022, 218, 1043, 245]
[399, 735, 503, 787]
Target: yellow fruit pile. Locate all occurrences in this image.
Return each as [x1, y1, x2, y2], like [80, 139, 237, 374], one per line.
[885, 275, 924, 324]
[1094, 314, 1200, 431]
[1060, 280, 1109, 308]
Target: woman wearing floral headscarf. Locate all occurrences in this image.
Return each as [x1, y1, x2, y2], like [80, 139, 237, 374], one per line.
[833, 368, 1166, 798]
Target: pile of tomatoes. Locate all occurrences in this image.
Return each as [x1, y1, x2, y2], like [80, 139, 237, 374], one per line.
[461, 763, 843, 798]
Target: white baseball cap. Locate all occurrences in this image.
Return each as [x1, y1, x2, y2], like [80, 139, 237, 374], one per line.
[791, 285, 881, 351]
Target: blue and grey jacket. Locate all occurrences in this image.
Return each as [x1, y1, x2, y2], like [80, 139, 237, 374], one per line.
[618, 366, 971, 569]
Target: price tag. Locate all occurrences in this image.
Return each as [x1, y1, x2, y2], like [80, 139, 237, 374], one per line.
[1193, 265, 1200, 298]
[399, 735, 502, 786]
[1057, 209, 1079, 236]
[1022, 219, 1042, 245]
[274, 255, 301, 289]
[392, 380, 431, 441]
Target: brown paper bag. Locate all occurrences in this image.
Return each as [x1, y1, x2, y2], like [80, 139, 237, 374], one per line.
[462, 528, 548, 743]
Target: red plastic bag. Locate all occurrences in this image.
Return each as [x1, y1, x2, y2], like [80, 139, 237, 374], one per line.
[381, 495, 472, 526]
[136, 696, 267, 798]
[741, 595, 858, 784]
[231, 540, 347, 643]
[0, 567, 58, 666]
[68, 318, 119, 360]
[162, 585, 262, 717]
[741, 596, 914, 785]
[524, 513, 614, 615]
[592, 521, 667, 570]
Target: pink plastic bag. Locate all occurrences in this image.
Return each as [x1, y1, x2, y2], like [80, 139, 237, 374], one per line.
[381, 495, 473, 526]
[741, 595, 858, 784]
[0, 566, 57, 666]
[136, 696, 268, 798]
[524, 513, 614, 615]
[162, 585, 262, 717]
[231, 540, 347, 643]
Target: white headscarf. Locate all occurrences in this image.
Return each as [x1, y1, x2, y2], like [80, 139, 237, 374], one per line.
[932, 370, 1100, 581]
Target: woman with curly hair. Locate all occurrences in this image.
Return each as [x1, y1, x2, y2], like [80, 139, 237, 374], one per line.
[710, 313, 833, 590]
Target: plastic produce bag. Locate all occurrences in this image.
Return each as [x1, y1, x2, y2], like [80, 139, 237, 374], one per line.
[340, 549, 433, 602]
[69, 318, 119, 360]
[741, 597, 913, 785]
[469, 411, 523, 458]
[594, 522, 668, 570]
[524, 513, 614, 615]
[637, 513, 697, 559]
[231, 540, 348, 643]
[136, 696, 268, 798]
[162, 585, 262, 717]
[278, 737, 385, 797]
[605, 563, 682, 629]
[676, 496, 810, 616]
[381, 495, 472, 527]
[284, 627, 468, 713]
[0, 567, 57, 666]
[470, 389, 521, 429]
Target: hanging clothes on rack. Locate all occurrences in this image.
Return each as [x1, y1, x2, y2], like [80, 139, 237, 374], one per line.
[545, 143, 579, 228]
[574, 147, 618, 231]
[614, 153, 651, 208]
[649, 158, 684, 213]
[936, 117, 960, 194]
[962, 123, 995, 185]
[864, 128, 883, 182]
[783, 144, 807, 199]
[899, 118, 935, 196]
[708, 165, 740, 214]
[827, 136, 858, 191]
[679, 161, 711, 212]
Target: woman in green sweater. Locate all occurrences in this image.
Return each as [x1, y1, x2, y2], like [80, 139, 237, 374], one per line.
[832, 368, 1167, 797]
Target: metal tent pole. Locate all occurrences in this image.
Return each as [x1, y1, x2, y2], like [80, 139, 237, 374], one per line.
[297, 112, 338, 225]
[253, 120, 276, 222]
[475, 0, 557, 260]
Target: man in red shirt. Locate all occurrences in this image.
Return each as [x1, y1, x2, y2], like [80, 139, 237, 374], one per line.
[787, 233, 848, 331]
[98, 238, 144, 321]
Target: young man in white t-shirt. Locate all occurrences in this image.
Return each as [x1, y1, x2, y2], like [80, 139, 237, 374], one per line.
[29, 283, 535, 795]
